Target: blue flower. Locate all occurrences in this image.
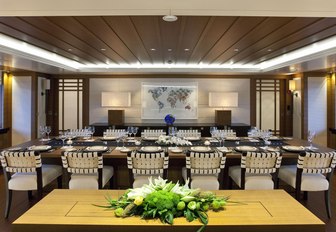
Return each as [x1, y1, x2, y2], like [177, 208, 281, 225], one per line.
[164, 114, 175, 125]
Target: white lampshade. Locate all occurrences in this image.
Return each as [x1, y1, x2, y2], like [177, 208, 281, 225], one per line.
[209, 92, 238, 107]
[101, 92, 131, 107]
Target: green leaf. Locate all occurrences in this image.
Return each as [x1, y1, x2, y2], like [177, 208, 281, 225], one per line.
[165, 211, 174, 225]
[196, 224, 207, 232]
[196, 211, 208, 225]
[185, 209, 194, 222]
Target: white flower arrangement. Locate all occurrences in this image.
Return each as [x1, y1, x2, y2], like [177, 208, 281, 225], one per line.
[156, 135, 192, 146]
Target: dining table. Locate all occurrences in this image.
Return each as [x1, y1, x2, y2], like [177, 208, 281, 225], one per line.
[3, 135, 334, 189]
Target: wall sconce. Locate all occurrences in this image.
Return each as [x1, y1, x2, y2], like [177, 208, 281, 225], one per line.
[289, 80, 299, 97]
[101, 92, 131, 107]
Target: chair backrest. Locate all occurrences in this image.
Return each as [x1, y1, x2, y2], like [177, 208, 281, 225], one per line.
[0, 151, 41, 173]
[297, 151, 336, 174]
[186, 150, 226, 175]
[241, 151, 282, 174]
[127, 150, 169, 177]
[61, 151, 103, 174]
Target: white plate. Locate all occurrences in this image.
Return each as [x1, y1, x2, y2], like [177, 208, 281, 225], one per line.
[216, 147, 231, 152]
[143, 137, 159, 141]
[7, 147, 22, 151]
[170, 148, 183, 153]
[28, 145, 52, 151]
[141, 146, 162, 152]
[282, 137, 293, 140]
[235, 146, 258, 152]
[269, 136, 282, 140]
[282, 145, 305, 152]
[63, 147, 77, 152]
[225, 136, 240, 141]
[85, 146, 108, 152]
[101, 136, 117, 141]
[261, 147, 280, 152]
[120, 148, 131, 153]
[190, 146, 211, 152]
[184, 137, 201, 141]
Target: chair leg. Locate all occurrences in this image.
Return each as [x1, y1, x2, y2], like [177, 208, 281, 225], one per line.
[5, 189, 12, 219]
[303, 191, 308, 200]
[57, 175, 63, 189]
[325, 190, 331, 218]
[295, 188, 301, 200]
[28, 190, 33, 200]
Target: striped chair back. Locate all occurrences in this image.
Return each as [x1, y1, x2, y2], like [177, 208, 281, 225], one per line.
[61, 151, 103, 174]
[241, 151, 282, 174]
[297, 151, 336, 174]
[186, 151, 226, 175]
[127, 150, 169, 176]
[0, 151, 41, 173]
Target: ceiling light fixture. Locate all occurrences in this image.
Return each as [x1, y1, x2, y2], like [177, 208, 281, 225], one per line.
[168, 48, 173, 52]
[163, 9, 178, 22]
[150, 48, 156, 51]
[184, 48, 190, 51]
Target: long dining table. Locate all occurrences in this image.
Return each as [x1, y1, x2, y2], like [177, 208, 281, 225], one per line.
[4, 136, 334, 189]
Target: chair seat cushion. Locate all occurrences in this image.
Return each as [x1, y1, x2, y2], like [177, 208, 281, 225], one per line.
[229, 166, 274, 190]
[8, 165, 62, 191]
[279, 165, 329, 191]
[182, 167, 219, 181]
[69, 166, 114, 189]
[190, 175, 219, 190]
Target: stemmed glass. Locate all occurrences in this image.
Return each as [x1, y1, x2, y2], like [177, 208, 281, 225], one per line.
[59, 131, 67, 147]
[90, 126, 95, 140]
[45, 126, 51, 140]
[308, 130, 316, 150]
[39, 126, 46, 141]
[210, 127, 217, 138]
[132, 127, 138, 137]
[220, 131, 226, 148]
[116, 132, 122, 150]
[127, 126, 133, 138]
[262, 131, 271, 150]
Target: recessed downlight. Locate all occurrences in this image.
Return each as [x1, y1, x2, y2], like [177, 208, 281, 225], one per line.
[162, 15, 178, 22]
[150, 48, 156, 51]
[234, 48, 239, 52]
[168, 48, 172, 52]
[100, 48, 106, 51]
[184, 48, 190, 51]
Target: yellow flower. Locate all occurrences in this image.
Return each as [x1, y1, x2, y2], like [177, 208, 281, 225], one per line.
[134, 196, 144, 206]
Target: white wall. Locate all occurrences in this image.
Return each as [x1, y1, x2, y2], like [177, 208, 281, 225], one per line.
[90, 78, 250, 124]
[307, 76, 327, 146]
[12, 76, 32, 145]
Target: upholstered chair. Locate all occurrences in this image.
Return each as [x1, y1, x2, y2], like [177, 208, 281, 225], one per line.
[229, 151, 282, 190]
[182, 150, 226, 190]
[0, 151, 62, 218]
[61, 151, 114, 189]
[127, 150, 169, 188]
[278, 151, 336, 218]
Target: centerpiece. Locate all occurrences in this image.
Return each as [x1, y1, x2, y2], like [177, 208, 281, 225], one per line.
[96, 177, 229, 232]
[156, 135, 192, 146]
[164, 114, 175, 125]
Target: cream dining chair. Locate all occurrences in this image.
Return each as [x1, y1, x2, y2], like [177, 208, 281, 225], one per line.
[229, 151, 282, 189]
[61, 151, 114, 189]
[182, 150, 226, 190]
[278, 151, 336, 218]
[127, 150, 169, 188]
[0, 150, 62, 218]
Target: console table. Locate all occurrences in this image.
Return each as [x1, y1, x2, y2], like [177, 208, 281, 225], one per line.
[90, 123, 251, 137]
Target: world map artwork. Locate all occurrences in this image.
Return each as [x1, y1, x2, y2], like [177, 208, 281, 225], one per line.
[142, 83, 198, 119]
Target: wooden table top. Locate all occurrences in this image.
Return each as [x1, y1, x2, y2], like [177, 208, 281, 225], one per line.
[12, 189, 324, 232]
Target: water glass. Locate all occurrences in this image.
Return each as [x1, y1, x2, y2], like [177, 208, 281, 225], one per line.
[308, 131, 316, 149]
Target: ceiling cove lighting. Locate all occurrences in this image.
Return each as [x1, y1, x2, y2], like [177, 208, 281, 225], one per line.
[0, 33, 83, 70]
[2, 33, 336, 72]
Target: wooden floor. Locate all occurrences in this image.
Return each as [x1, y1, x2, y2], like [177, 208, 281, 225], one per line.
[0, 172, 335, 232]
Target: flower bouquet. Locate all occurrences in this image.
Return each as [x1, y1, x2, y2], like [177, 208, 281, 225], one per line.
[96, 177, 229, 232]
[156, 135, 192, 146]
[164, 114, 175, 125]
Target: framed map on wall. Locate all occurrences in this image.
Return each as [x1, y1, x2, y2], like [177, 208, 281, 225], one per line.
[141, 82, 198, 119]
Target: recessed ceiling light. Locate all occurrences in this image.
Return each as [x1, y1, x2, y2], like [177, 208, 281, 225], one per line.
[100, 48, 106, 51]
[267, 49, 272, 52]
[168, 48, 172, 52]
[184, 48, 190, 51]
[68, 48, 72, 51]
[162, 15, 178, 22]
[234, 48, 239, 52]
[150, 48, 156, 51]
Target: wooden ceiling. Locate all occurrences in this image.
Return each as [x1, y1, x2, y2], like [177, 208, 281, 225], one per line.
[0, 15, 336, 67]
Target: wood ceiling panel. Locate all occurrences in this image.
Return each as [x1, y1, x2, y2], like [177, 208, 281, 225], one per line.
[187, 16, 238, 64]
[174, 16, 210, 64]
[245, 18, 336, 64]
[130, 16, 164, 63]
[47, 17, 126, 64]
[231, 17, 323, 64]
[202, 16, 266, 64]
[212, 17, 295, 64]
[0, 17, 98, 64]
[74, 16, 139, 64]
[103, 16, 152, 64]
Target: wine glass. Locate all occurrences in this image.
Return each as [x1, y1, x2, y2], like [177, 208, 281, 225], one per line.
[127, 126, 133, 138]
[59, 131, 67, 147]
[132, 127, 138, 137]
[210, 127, 217, 138]
[39, 125, 46, 141]
[308, 131, 316, 149]
[116, 132, 122, 150]
[220, 131, 226, 148]
[45, 126, 51, 140]
[262, 130, 271, 149]
[90, 126, 95, 140]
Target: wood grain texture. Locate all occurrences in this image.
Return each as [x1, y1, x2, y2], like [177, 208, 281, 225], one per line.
[12, 189, 324, 232]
